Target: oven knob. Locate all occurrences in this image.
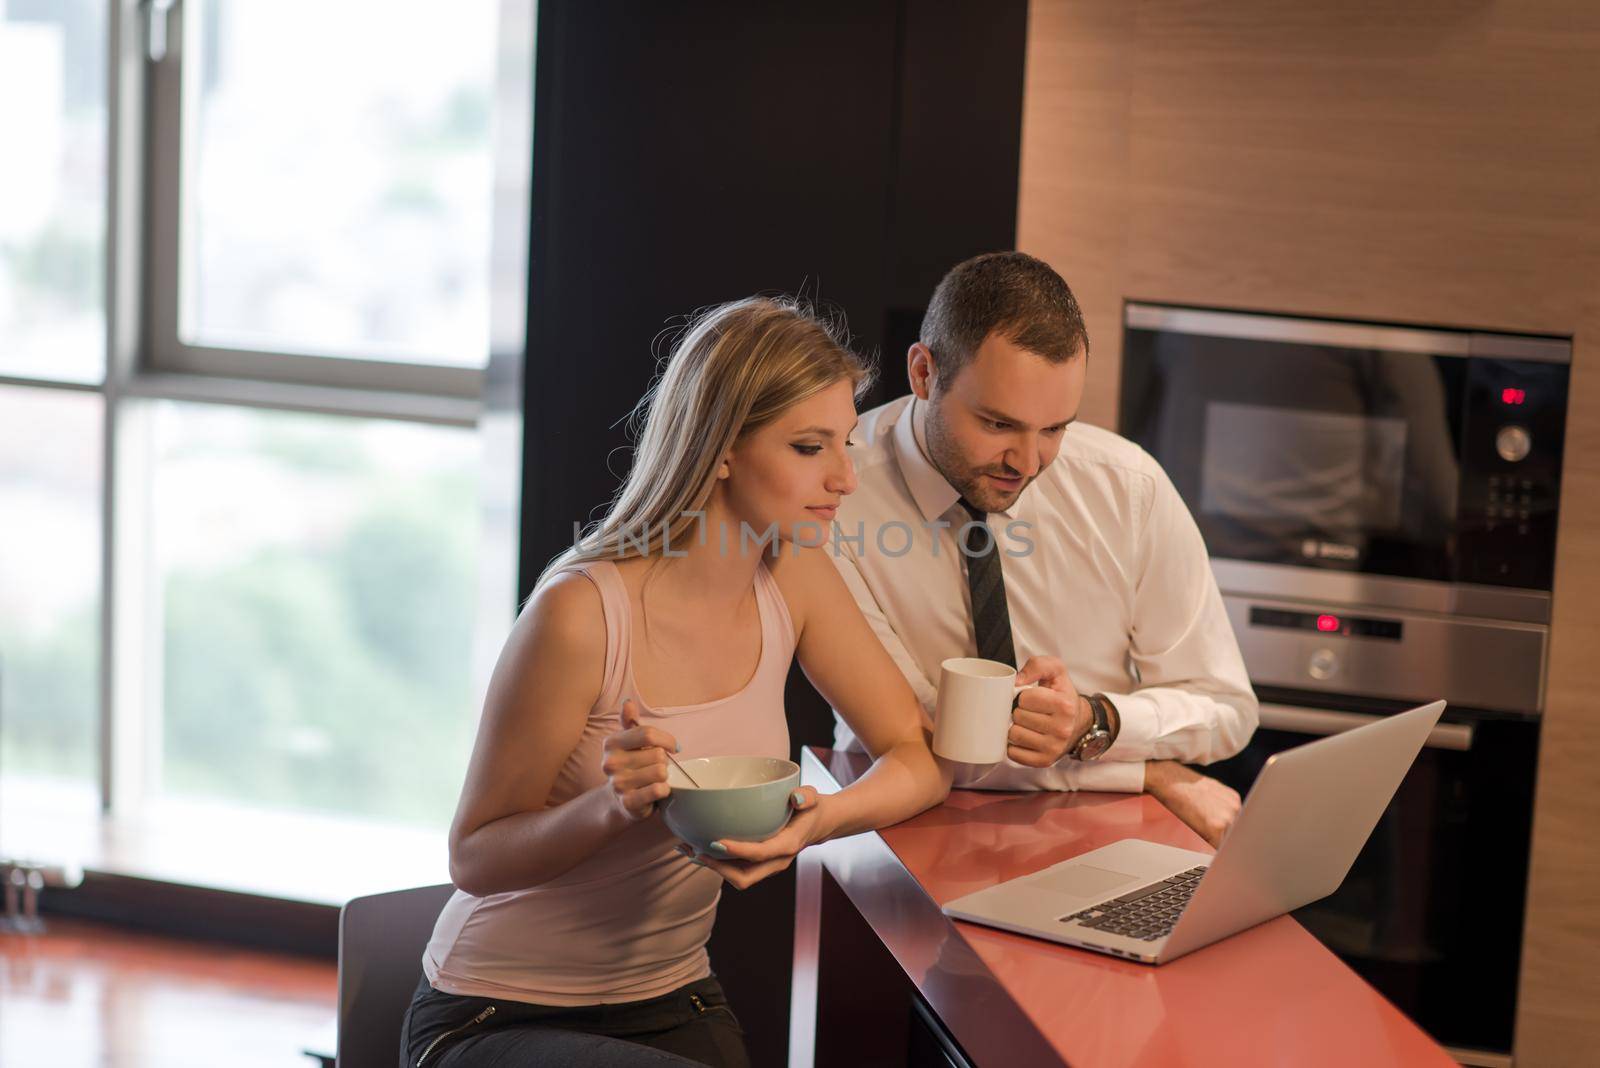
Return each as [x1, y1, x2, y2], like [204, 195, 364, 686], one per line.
[1309, 648, 1339, 681]
[1496, 424, 1531, 463]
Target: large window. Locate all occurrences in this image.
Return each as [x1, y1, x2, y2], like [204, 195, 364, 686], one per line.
[160, 0, 496, 371]
[147, 402, 482, 822]
[0, 0, 530, 900]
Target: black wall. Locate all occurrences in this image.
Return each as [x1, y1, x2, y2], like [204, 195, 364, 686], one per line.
[518, 3, 1028, 1062]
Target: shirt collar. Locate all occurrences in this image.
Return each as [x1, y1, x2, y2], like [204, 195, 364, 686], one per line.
[890, 397, 1027, 523]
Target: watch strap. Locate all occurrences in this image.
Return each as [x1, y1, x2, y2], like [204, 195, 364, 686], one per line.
[1070, 693, 1113, 760]
[1092, 693, 1120, 746]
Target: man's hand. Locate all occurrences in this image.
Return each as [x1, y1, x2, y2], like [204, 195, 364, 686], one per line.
[1144, 760, 1241, 848]
[1007, 656, 1091, 767]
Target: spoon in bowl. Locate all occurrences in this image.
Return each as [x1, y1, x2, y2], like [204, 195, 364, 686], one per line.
[665, 749, 703, 788]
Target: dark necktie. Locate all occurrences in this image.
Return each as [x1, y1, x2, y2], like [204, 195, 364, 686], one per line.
[959, 499, 1016, 668]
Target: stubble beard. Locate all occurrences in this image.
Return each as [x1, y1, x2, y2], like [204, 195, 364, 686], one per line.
[922, 396, 1030, 514]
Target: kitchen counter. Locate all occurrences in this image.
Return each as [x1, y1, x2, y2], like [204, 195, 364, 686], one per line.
[790, 746, 1455, 1067]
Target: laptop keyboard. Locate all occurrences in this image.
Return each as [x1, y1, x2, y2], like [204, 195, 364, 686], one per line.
[1060, 865, 1208, 942]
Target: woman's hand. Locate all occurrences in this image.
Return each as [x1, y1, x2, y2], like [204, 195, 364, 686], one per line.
[600, 699, 679, 821]
[674, 786, 828, 889]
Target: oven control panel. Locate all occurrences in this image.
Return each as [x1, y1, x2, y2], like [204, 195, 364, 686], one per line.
[1228, 595, 1545, 715]
[1457, 357, 1568, 589]
[1249, 606, 1403, 640]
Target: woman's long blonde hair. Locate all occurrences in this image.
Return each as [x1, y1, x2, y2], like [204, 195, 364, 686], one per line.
[538, 296, 873, 590]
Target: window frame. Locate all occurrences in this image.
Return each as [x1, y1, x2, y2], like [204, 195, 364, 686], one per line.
[0, 0, 532, 845]
[139, 0, 493, 405]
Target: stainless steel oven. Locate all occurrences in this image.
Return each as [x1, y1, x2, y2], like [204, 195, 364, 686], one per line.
[1120, 303, 1570, 1061]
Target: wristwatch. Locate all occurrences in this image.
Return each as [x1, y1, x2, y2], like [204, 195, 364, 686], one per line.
[1069, 693, 1117, 761]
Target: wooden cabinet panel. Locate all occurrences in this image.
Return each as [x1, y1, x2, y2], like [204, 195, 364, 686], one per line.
[1018, 3, 1600, 1061]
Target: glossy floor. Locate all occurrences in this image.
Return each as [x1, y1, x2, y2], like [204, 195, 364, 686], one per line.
[0, 918, 335, 1068]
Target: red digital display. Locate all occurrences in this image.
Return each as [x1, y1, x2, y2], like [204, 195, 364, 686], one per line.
[1316, 614, 1340, 633]
[1502, 387, 1526, 405]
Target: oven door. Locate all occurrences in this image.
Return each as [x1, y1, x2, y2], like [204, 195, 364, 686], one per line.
[1120, 305, 1568, 590]
[1205, 699, 1538, 1056]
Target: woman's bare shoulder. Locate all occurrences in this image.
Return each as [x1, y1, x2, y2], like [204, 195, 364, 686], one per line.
[513, 568, 607, 660]
[766, 543, 839, 633]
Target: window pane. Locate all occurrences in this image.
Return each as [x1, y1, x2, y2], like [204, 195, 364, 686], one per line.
[0, 3, 107, 382]
[150, 402, 479, 827]
[183, 0, 497, 367]
[0, 385, 102, 813]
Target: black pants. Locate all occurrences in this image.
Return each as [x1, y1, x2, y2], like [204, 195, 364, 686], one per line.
[399, 974, 751, 1068]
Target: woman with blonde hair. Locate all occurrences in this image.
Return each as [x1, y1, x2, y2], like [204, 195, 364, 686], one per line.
[402, 296, 951, 1067]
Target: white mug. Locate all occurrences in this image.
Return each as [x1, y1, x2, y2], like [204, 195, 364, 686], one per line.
[931, 657, 1037, 765]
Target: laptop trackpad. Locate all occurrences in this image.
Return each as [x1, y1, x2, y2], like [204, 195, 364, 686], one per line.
[1036, 864, 1142, 899]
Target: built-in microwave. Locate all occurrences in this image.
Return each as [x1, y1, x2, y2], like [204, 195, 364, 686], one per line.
[1121, 303, 1569, 593]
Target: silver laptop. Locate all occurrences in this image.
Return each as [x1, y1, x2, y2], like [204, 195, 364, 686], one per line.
[941, 699, 1446, 964]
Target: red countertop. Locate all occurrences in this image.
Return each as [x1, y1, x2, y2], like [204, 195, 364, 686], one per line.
[800, 747, 1456, 1067]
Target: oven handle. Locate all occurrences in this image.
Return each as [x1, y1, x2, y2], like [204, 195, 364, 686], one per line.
[1258, 703, 1474, 751]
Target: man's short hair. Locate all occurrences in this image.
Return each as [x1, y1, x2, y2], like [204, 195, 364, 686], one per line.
[919, 251, 1088, 384]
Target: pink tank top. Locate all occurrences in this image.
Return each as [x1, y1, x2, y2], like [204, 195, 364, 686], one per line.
[422, 558, 795, 1005]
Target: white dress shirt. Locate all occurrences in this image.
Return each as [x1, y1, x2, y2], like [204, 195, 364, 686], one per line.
[830, 394, 1258, 792]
